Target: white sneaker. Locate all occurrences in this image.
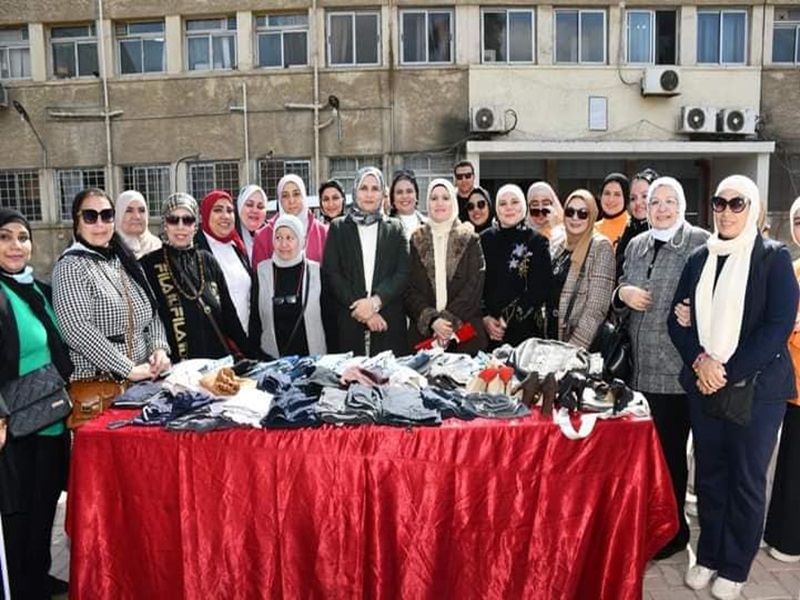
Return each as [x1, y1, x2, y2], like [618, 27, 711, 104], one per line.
[769, 547, 800, 563]
[710, 576, 744, 600]
[685, 564, 716, 590]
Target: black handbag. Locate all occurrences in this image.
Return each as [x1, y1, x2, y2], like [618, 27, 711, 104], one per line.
[589, 313, 633, 382]
[703, 376, 756, 426]
[1, 363, 72, 437]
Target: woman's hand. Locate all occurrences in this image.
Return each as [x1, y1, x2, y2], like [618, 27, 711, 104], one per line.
[128, 363, 155, 382]
[350, 297, 376, 323]
[0, 418, 7, 451]
[365, 313, 387, 333]
[149, 349, 171, 378]
[695, 356, 727, 394]
[674, 298, 692, 328]
[619, 285, 652, 312]
[482, 316, 506, 342]
[432, 318, 454, 344]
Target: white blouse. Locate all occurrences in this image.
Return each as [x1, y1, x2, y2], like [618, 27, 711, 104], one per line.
[357, 222, 379, 294]
[205, 234, 251, 331]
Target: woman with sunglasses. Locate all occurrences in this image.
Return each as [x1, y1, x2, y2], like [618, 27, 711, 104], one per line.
[615, 168, 659, 281]
[389, 170, 427, 238]
[140, 193, 249, 361]
[52, 188, 171, 385]
[234, 184, 268, 265]
[257, 214, 326, 358]
[669, 176, 797, 599]
[318, 180, 347, 224]
[406, 179, 487, 354]
[195, 190, 259, 349]
[481, 184, 552, 346]
[614, 177, 709, 560]
[115, 189, 161, 259]
[550, 189, 615, 347]
[464, 187, 494, 234]
[526, 181, 565, 250]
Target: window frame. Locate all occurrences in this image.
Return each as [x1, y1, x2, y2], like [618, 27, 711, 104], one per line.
[115, 20, 166, 75]
[553, 9, 607, 65]
[0, 26, 31, 80]
[187, 160, 240, 200]
[625, 9, 678, 65]
[184, 16, 237, 72]
[772, 9, 800, 64]
[696, 9, 748, 65]
[121, 164, 171, 216]
[480, 8, 536, 64]
[329, 156, 383, 193]
[257, 158, 312, 205]
[0, 169, 41, 222]
[326, 10, 381, 67]
[255, 13, 309, 69]
[56, 168, 106, 220]
[399, 8, 454, 66]
[50, 24, 98, 79]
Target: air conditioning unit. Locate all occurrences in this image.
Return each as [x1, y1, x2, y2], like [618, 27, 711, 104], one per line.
[641, 67, 681, 96]
[719, 108, 757, 135]
[470, 106, 506, 133]
[679, 106, 717, 134]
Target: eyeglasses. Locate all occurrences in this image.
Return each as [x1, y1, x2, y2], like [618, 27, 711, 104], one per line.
[711, 196, 749, 214]
[564, 207, 590, 220]
[648, 198, 679, 209]
[455, 173, 474, 181]
[273, 294, 299, 306]
[466, 199, 487, 211]
[165, 214, 197, 226]
[79, 208, 115, 224]
[529, 207, 551, 218]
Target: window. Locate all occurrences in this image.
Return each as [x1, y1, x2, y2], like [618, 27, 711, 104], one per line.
[482, 9, 534, 63]
[697, 10, 747, 64]
[0, 26, 31, 79]
[327, 11, 380, 66]
[400, 9, 453, 65]
[186, 17, 236, 71]
[773, 8, 800, 64]
[626, 10, 677, 64]
[257, 159, 311, 202]
[255, 14, 308, 68]
[116, 21, 165, 75]
[56, 168, 105, 220]
[0, 170, 41, 221]
[329, 156, 382, 192]
[554, 9, 606, 64]
[51, 24, 98, 79]
[122, 165, 171, 215]
[188, 161, 239, 201]
[401, 154, 455, 212]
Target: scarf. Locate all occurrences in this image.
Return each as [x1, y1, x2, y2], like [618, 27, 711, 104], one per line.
[563, 190, 599, 275]
[647, 176, 686, 243]
[427, 178, 458, 312]
[236, 185, 268, 259]
[695, 175, 761, 363]
[276, 175, 309, 231]
[161, 192, 199, 248]
[526, 181, 563, 234]
[115, 190, 162, 258]
[200, 190, 247, 257]
[271, 214, 306, 268]
[495, 183, 528, 228]
[599, 172, 630, 219]
[349, 167, 386, 226]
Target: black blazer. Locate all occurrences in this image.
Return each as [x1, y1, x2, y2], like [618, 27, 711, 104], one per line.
[321, 215, 410, 355]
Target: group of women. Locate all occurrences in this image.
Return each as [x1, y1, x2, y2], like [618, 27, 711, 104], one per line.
[1, 160, 799, 600]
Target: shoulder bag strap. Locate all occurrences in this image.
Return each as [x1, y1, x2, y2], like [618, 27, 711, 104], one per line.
[563, 240, 592, 327]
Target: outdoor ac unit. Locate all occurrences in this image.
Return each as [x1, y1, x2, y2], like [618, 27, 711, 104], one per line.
[719, 108, 757, 135]
[470, 106, 506, 133]
[679, 106, 716, 134]
[641, 67, 681, 96]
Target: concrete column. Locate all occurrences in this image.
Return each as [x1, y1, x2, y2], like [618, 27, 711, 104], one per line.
[165, 15, 182, 74]
[456, 5, 480, 65]
[608, 5, 621, 66]
[538, 6, 553, 66]
[750, 4, 764, 67]
[680, 6, 696, 66]
[237, 11, 253, 71]
[29, 23, 47, 81]
[763, 6, 775, 65]
[98, 18, 114, 78]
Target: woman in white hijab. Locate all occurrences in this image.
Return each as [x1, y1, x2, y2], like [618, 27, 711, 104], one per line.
[115, 190, 161, 259]
[405, 178, 487, 354]
[235, 184, 268, 263]
[669, 175, 798, 600]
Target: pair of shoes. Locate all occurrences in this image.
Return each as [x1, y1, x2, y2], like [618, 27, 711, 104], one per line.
[685, 564, 716, 590]
[710, 576, 744, 600]
[769, 547, 800, 563]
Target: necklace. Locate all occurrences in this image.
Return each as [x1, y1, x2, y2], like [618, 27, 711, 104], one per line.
[162, 246, 206, 301]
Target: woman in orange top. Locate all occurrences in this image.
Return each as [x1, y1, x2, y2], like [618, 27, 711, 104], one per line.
[594, 172, 630, 251]
[764, 195, 800, 562]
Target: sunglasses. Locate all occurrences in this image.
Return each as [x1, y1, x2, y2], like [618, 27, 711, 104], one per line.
[273, 294, 299, 306]
[466, 199, 487, 211]
[564, 207, 590, 220]
[79, 208, 115, 224]
[711, 196, 749, 214]
[529, 207, 551, 217]
[165, 214, 197, 226]
[455, 173, 474, 181]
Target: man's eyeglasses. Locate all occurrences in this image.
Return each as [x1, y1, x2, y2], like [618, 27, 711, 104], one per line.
[529, 207, 551, 218]
[466, 199, 487, 211]
[273, 295, 299, 306]
[711, 196, 749, 214]
[564, 207, 589, 220]
[165, 215, 197, 226]
[79, 208, 115, 224]
[455, 173, 474, 181]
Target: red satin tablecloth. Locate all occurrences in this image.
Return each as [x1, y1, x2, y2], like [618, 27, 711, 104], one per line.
[66, 409, 676, 599]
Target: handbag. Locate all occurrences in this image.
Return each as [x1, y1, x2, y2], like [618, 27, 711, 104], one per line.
[703, 376, 756, 426]
[0, 364, 71, 437]
[589, 313, 633, 382]
[67, 378, 128, 429]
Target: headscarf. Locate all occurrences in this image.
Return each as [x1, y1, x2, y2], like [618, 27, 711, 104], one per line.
[647, 176, 686, 243]
[791, 196, 800, 246]
[427, 178, 458, 311]
[0, 207, 32, 280]
[318, 179, 346, 223]
[235, 184, 268, 258]
[276, 175, 309, 231]
[599, 173, 630, 219]
[200, 190, 247, 257]
[563, 189, 600, 275]
[115, 190, 162, 259]
[526, 181, 563, 231]
[695, 175, 761, 363]
[350, 167, 385, 226]
[466, 186, 495, 234]
[389, 170, 420, 216]
[161, 193, 199, 248]
[495, 183, 528, 229]
[271, 214, 306, 268]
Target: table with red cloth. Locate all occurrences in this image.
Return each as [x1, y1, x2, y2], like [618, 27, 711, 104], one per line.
[66, 408, 677, 599]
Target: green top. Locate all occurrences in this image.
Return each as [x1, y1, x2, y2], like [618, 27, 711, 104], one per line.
[1, 281, 66, 436]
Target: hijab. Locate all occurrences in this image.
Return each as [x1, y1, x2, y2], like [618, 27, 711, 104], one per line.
[235, 184, 268, 259]
[647, 176, 686, 243]
[200, 190, 247, 257]
[466, 186, 495, 234]
[599, 172, 630, 219]
[161, 192, 199, 248]
[791, 196, 800, 246]
[695, 175, 761, 363]
[318, 179, 346, 223]
[272, 214, 306, 268]
[350, 167, 386, 226]
[427, 178, 458, 312]
[563, 189, 599, 275]
[276, 174, 309, 232]
[526, 181, 563, 231]
[495, 183, 528, 229]
[115, 190, 162, 258]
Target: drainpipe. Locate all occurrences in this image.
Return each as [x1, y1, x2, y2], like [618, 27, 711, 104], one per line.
[96, 0, 114, 196]
[313, 0, 320, 190]
[229, 82, 250, 184]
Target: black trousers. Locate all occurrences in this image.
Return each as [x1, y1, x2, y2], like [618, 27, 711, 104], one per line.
[765, 403, 800, 555]
[646, 391, 691, 551]
[1, 432, 69, 600]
